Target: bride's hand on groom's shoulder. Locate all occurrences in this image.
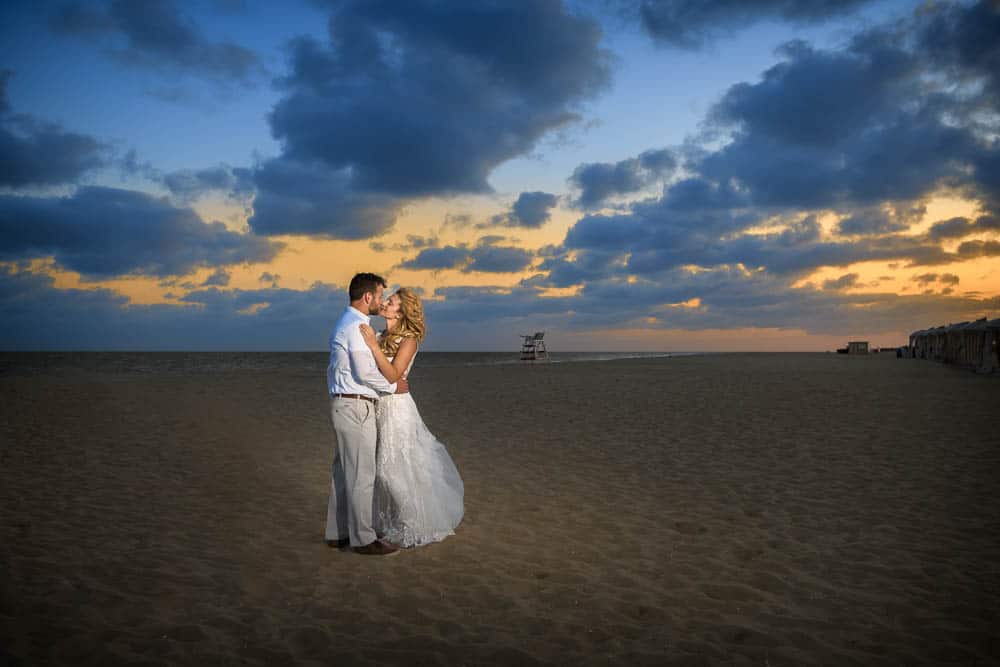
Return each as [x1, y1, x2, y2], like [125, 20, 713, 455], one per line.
[359, 323, 377, 347]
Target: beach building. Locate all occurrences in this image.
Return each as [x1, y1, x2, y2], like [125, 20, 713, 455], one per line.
[847, 341, 869, 355]
[908, 317, 1000, 373]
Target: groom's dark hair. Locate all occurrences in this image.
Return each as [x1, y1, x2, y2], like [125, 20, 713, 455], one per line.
[348, 272, 387, 301]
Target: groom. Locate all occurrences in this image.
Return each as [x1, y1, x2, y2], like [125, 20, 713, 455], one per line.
[325, 272, 408, 556]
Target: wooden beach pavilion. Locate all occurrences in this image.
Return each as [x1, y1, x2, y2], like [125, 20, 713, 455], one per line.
[908, 317, 1000, 373]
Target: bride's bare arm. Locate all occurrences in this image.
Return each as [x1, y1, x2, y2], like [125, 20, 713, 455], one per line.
[389, 338, 417, 379]
[359, 325, 417, 382]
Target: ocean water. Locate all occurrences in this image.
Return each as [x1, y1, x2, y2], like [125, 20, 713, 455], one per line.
[0, 351, 696, 377]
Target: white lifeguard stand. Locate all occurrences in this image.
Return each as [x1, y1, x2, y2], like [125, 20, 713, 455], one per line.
[520, 332, 549, 361]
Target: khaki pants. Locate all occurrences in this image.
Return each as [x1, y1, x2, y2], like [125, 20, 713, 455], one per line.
[325, 396, 378, 546]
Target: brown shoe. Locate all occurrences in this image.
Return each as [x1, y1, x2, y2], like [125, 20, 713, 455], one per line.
[326, 538, 349, 548]
[352, 540, 400, 556]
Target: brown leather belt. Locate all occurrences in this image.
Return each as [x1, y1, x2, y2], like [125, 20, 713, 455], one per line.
[332, 393, 378, 403]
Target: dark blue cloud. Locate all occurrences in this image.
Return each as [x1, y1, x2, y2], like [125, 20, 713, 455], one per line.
[972, 142, 1000, 212]
[0, 69, 10, 113]
[917, 0, 1000, 108]
[536, 248, 628, 287]
[370, 234, 439, 254]
[912, 272, 961, 287]
[699, 35, 985, 208]
[397, 246, 471, 271]
[927, 214, 1000, 240]
[536, 2, 1000, 293]
[0, 70, 110, 188]
[51, 0, 263, 83]
[709, 38, 916, 148]
[487, 191, 559, 228]
[247, 157, 400, 239]
[161, 164, 254, 202]
[421, 1, 993, 344]
[822, 273, 860, 290]
[0, 267, 345, 350]
[836, 206, 920, 236]
[563, 212, 643, 251]
[955, 239, 1000, 260]
[569, 148, 676, 208]
[557, 192, 964, 279]
[397, 237, 534, 273]
[0, 118, 109, 189]
[634, 0, 875, 49]
[0, 186, 283, 277]
[464, 244, 534, 273]
[3, 262, 997, 350]
[254, 0, 611, 237]
[201, 268, 230, 287]
[424, 267, 1000, 340]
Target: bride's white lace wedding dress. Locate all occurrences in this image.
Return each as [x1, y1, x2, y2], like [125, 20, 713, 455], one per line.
[374, 347, 464, 547]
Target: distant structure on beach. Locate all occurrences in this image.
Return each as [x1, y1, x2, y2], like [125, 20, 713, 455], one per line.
[835, 341, 871, 354]
[847, 341, 869, 355]
[519, 332, 550, 362]
[907, 317, 1000, 373]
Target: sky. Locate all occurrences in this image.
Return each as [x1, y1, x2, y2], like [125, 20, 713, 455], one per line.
[1, 0, 998, 351]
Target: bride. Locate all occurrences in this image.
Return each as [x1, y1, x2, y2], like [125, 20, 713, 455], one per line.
[358, 288, 464, 548]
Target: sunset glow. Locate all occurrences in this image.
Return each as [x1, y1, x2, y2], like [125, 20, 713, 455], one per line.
[1, 1, 997, 350]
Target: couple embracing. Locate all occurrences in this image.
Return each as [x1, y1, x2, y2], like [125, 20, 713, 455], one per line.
[325, 273, 464, 556]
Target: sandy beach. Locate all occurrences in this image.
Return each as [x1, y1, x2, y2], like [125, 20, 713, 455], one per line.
[1, 351, 998, 665]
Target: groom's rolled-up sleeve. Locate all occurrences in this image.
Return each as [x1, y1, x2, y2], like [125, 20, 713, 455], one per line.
[348, 331, 397, 394]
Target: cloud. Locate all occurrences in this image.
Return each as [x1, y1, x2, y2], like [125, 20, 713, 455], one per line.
[441, 213, 474, 230]
[201, 268, 230, 286]
[3, 260, 997, 350]
[246, 157, 401, 239]
[0, 70, 110, 188]
[560, 205, 960, 278]
[264, 0, 611, 217]
[397, 246, 471, 272]
[916, 0, 1000, 109]
[423, 267, 999, 340]
[0, 266, 349, 350]
[161, 164, 254, 202]
[911, 271, 960, 294]
[955, 239, 1000, 260]
[633, 0, 875, 49]
[486, 191, 559, 228]
[836, 205, 922, 236]
[118, 148, 161, 181]
[912, 273, 960, 287]
[0, 69, 9, 114]
[51, 0, 263, 84]
[569, 148, 676, 208]
[0, 186, 283, 278]
[822, 273, 860, 290]
[927, 214, 1000, 240]
[464, 244, 534, 273]
[397, 237, 534, 273]
[371, 234, 439, 253]
[541, 2, 1000, 292]
[698, 34, 988, 209]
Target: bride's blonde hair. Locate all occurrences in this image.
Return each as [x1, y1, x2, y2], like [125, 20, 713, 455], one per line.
[380, 287, 426, 356]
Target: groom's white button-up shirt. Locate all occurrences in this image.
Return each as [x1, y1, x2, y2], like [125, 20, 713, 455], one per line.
[327, 306, 397, 398]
